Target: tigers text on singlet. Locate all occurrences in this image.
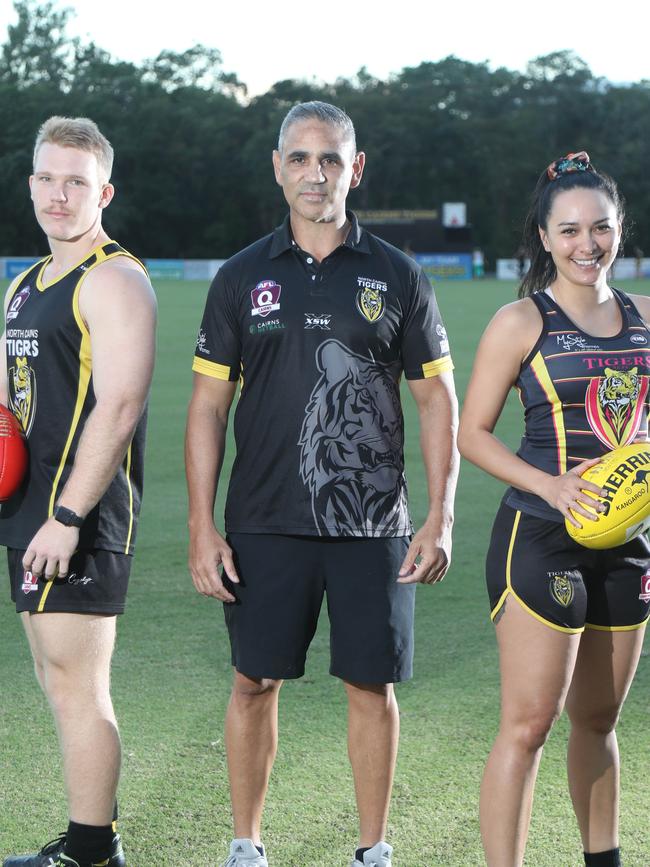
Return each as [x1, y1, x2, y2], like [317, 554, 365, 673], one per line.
[0, 240, 148, 554]
[505, 288, 650, 521]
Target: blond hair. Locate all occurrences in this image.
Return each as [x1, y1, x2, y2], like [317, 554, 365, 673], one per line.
[33, 116, 114, 181]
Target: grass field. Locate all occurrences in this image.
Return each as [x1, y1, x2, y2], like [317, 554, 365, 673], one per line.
[1, 277, 649, 867]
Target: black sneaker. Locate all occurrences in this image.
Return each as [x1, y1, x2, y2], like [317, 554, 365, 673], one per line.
[3, 833, 126, 867]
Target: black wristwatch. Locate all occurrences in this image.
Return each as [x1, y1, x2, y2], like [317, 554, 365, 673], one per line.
[53, 505, 84, 528]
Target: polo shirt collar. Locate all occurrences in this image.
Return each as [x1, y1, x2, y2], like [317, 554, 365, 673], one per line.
[268, 210, 371, 259]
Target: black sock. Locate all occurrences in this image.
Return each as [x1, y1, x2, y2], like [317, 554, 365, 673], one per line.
[584, 849, 621, 867]
[65, 820, 114, 864]
[356, 848, 370, 864]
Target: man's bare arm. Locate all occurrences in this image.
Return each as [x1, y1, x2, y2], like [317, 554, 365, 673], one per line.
[185, 373, 238, 601]
[397, 371, 459, 584]
[23, 260, 157, 579]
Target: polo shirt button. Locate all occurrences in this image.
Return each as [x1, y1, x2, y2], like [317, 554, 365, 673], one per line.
[306, 257, 313, 264]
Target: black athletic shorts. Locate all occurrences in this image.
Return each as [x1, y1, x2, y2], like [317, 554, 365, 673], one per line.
[223, 534, 415, 683]
[8, 547, 132, 615]
[486, 502, 650, 634]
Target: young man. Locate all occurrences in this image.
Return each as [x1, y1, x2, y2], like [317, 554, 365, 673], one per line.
[186, 101, 458, 867]
[1, 117, 156, 867]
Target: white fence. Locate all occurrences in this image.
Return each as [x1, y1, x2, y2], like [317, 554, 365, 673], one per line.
[496, 257, 650, 281]
[0, 257, 226, 282]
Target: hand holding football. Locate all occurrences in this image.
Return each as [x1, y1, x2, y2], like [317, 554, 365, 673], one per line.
[566, 443, 650, 549]
[0, 403, 27, 501]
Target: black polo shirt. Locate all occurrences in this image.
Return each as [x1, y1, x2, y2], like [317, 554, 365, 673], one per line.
[193, 212, 453, 537]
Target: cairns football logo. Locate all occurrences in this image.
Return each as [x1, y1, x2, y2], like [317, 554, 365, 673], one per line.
[298, 339, 407, 535]
[8, 356, 36, 435]
[356, 277, 387, 323]
[585, 367, 648, 448]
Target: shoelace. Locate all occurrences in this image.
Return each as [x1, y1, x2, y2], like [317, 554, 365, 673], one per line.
[39, 835, 67, 855]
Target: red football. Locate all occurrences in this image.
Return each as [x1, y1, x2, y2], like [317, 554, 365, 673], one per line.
[0, 404, 27, 501]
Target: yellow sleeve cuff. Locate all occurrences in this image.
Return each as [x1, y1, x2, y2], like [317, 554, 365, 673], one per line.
[421, 356, 454, 378]
[192, 357, 232, 380]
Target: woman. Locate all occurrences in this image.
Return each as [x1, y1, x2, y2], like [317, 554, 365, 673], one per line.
[458, 152, 650, 867]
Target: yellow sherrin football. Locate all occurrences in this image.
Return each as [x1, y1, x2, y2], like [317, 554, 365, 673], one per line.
[566, 443, 650, 549]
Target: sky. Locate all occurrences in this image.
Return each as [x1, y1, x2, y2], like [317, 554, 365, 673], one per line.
[1, 0, 648, 95]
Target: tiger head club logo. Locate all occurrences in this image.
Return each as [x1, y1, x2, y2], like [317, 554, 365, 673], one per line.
[251, 280, 281, 318]
[640, 570, 650, 603]
[548, 572, 575, 608]
[8, 356, 37, 436]
[356, 277, 387, 323]
[585, 367, 649, 448]
[6, 286, 31, 322]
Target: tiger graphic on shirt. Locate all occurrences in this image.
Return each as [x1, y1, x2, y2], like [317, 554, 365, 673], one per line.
[299, 340, 408, 536]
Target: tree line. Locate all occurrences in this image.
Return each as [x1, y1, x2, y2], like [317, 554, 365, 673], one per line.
[2, 0, 649, 267]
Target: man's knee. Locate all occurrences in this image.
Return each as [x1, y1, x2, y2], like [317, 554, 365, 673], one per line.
[230, 671, 283, 705]
[29, 620, 114, 712]
[344, 681, 395, 713]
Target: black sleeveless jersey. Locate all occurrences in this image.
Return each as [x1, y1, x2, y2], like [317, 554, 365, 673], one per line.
[506, 289, 650, 521]
[0, 241, 148, 554]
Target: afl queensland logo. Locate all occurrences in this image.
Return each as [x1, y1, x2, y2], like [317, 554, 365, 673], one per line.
[251, 280, 281, 318]
[6, 286, 31, 322]
[549, 573, 574, 608]
[630, 333, 647, 345]
[640, 570, 650, 603]
[356, 277, 387, 324]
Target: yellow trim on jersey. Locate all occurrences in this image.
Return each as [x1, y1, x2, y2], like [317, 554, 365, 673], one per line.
[124, 444, 135, 554]
[47, 244, 143, 552]
[192, 357, 232, 380]
[421, 356, 454, 378]
[94, 241, 146, 274]
[48, 311, 92, 515]
[530, 352, 567, 475]
[35, 240, 146, 293]
[492, 509, 584, 634]
[37, 578, 56, 612]
[5, 260, 44, 306]
[585, 617, 649, 633]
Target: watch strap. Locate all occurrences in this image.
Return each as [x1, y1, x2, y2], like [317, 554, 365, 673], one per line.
[53, 505, 84, 528]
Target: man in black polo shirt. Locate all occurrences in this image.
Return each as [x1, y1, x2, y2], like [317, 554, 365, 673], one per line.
[186, 101, 459, 867]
